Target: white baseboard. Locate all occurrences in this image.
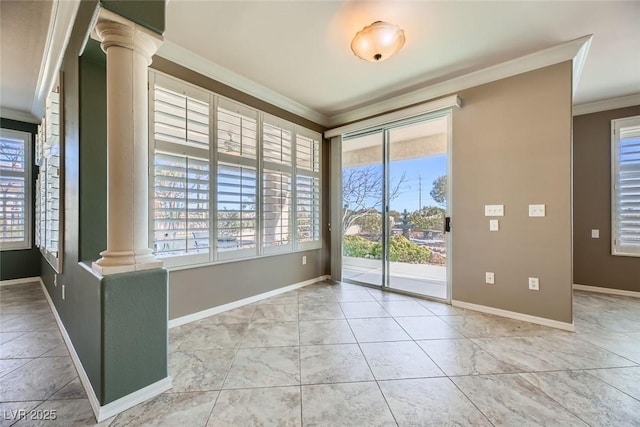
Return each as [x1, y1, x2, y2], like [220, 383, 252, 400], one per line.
[168, 275, 330, 329]
[573, 284, 640, 298]
[39, 278, 172, 422]
[451, 299, 575, 332]
[0, 276, 42, 286]
[97, 377, 172, 422]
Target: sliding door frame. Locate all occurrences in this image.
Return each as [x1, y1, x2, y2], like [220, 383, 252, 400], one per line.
[331, 110, 453, 303]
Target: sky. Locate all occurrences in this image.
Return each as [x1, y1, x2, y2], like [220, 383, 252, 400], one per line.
[343, 154, 447, 213]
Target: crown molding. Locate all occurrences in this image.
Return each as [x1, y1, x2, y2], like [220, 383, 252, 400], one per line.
[327, 35, 593, 127]
[155, 41, 330, 126]
[573, 93, 640, 116]
[156, 35, 592, 129]
[32, 0, 81, 120]
[1, 108, 39, 124]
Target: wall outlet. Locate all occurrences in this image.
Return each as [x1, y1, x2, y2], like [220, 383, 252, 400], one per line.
[485, 272, 495, 284]
[528, 204, 546, 217]
[485, 205, 504, 217]
[62, 284, 66, 300]
[489, 219, 499, 231]
[591, 229, 600, 239]
[528, 277, 540, 291]
[302, 256, 307, 265]
[54, 275, 57, 287]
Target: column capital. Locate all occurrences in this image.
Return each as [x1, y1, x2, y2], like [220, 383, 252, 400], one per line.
[91, 7, 163, 65]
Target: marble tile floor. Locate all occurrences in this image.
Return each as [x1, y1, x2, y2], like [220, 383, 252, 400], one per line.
[2, 281, 640, 426]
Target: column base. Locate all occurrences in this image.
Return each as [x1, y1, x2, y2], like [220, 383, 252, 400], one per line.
[92, 249, 163, 275]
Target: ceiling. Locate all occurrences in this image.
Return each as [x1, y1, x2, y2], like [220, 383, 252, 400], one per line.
[1, 1, 638, 125]
[0, 0, 53, 120]
[162, 0, 640, 123]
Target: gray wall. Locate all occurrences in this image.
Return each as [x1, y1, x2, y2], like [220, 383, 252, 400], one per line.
[41, 0, 169, 404]
[79, 40, 107, 262]
[150, 58, 330, 321]
[451, 62, 574, 323]
[573, 105, 640, 292]
[0, 118, 41, 280]
[40, 0, 103, 399]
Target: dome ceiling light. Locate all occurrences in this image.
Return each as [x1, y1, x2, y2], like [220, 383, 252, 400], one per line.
[350, 21, 406, 63]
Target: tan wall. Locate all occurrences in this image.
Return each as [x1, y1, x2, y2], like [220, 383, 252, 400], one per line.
[573, 105, 640, 292]
[451, 61, 573, 323]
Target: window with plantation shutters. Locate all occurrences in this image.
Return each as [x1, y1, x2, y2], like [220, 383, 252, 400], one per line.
[149, 71, 322, 267]
[216, 99, 259, 259]
[612, 115, 640, 257]
[295, 133, 321, 247]
[150, 73, 211, 265]
[0, 128, 31, 250]
[263, 116, 294, 252]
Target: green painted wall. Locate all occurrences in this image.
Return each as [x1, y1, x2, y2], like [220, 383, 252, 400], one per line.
[40, 0, 104, 399]
[0, 118, 41, 281]
[101, 269, 168, 404]
[79, 40, 107, 262]
[101, 0, 165, 35]
[39, 0, 169, 406]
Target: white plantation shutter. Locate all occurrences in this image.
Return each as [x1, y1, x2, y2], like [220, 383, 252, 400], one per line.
[217, 163, 257, 257]
[150, 74, 211, 264]
[216, 99, 259, 259]
[0, 129, 31, 250]
[613, 116, 640, 256]
[262, 115, 294, 252]
[263, 169, 292, 249]
[295, 132, 321, 247]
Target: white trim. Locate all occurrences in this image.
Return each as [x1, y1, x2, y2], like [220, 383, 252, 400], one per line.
[573, 93, 640, 116]
[571, 36, 591, 99]
[39, 278, 172, 423]
[573, 284, 640, 298]
[0, 108, 39, 124]
[451, 299, 575, 332]
[168, 275, 330, 328]
[32, 0, 81, 119]
[327, 35, 593, 127]
[95, 377, 172, 422]
[157, 36, 592, 128]
[0, 276, 41, 286]
[324, 95, 461, 138]
[155, 41, 330, 126]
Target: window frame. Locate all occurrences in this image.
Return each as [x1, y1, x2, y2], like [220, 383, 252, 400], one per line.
[611, 114, 640, 257]
[0, 128, 32, 251]
[149, 71, 323, 268]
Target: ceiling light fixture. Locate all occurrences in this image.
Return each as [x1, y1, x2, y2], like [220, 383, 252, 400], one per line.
[351, 21, 406, 63]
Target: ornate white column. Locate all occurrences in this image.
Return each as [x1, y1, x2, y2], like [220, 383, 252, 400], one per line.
[91, 8, 163, 275]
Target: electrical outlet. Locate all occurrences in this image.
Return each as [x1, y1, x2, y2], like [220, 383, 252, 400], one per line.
[485, 272, 495, 284]
[485, 205, 504, 217]
[489, 219, 499, 231]
[54, 275, 57, 287]
[528, 204, 546, 217]
[528, 277, 540, 291]
[302, 256, 307, 265]
[591, 229, 600, 239]
[62, 284, 66, 300]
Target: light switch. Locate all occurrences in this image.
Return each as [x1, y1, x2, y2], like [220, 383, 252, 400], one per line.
[489, 219, 499, 231]
[528, 277, 540, 291]
[485, 205, 504, 217]
[529, 204, 546, 217]
[591, 229, 600, 239]
[485, 272, 495, 284]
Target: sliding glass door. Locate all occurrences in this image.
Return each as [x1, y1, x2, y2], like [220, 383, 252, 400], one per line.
[341, 130, 384, 286]
[341, 114, 450, 300]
